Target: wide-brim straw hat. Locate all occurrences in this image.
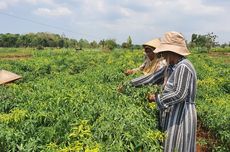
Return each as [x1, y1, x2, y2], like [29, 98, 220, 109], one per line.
[143, 38, 161, 49]
[154, 31, 190, 56]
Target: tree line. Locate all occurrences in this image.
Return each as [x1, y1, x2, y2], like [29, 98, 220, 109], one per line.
[0, 33, 141, 50]
[0, 32, 229, 51]
[188, 32, 230, 52]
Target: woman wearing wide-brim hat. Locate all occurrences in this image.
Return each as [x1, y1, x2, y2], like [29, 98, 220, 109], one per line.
[125, 38, 166, 76]
[149, 31, 197, 152]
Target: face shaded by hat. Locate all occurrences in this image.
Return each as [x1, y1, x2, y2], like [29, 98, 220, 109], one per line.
[154, 31, 190, 56]
[142, 38, 161, 61]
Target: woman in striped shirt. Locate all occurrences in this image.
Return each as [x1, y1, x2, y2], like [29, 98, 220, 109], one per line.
[148, 31, 197, 152]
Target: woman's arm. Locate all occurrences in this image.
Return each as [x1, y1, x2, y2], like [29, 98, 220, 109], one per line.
[131, 66, 166, 87]
[156, 65, 191, 108]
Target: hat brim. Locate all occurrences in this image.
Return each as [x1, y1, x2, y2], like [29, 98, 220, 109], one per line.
[153, 43, 190, 56]
[142, 38, 160, 49]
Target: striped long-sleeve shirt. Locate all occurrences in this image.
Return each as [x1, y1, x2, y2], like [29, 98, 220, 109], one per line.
[156, 58, 197, 152]
[130, 58, 197, 152]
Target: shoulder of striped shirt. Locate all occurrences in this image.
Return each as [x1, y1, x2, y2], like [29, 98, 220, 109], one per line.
[177, 59, 196, 74]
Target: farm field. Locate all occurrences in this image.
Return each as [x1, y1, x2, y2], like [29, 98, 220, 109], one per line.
[0, 48, 229, 152]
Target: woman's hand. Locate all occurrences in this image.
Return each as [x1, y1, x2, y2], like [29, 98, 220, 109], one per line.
[147, 93, 156, 102]
[117, 85, 124, 93]
[124, 69, 134, 75]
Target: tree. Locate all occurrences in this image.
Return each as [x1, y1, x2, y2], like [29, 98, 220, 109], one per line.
[205, 32, 217, 50]
[90, 40, 98, 48]
[126, 35, 132, 49]
[58, 39, 64, 48]
[78, 39, 90, 49]
[189, 32, 218, 52]
[104, 39, 117, 50]
[99, 39, 105, 48]
[132, 44, 142, 50]
[121, 42, 127, 48]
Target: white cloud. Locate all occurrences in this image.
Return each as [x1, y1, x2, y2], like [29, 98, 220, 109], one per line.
[67, 0, 228, 43]
[118, 7, 133, 17]
[79, 0, 108, 15]
[0, 0, 229, 43]
[24, 0, 54, 5]
[0, 1, 8, 10]
[177, 0, 223, 15]
[115, 0, 223, 16]
[34, 7, 72, 17]
[0, 0, 55, 10]
[0, 0, 20, 10]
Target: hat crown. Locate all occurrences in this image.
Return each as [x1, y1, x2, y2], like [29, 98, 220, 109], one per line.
[153, 31, 190, 56]
[162, 31, 186, 47]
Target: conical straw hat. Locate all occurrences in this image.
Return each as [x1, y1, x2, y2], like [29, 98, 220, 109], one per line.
[0, 70, 21, 85]
[154, 31, 190, 56]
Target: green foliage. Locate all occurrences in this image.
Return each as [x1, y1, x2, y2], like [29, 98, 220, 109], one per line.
[0, 49, 163, 151]
[127, 36, 132, 48]
[211, 46, 230, 52]
[0, 33, 121, 50]
[0, 48, 229, 151]
[90, 41, 98, 48]
[102, 39, 117, 50]
[189, 32, 218, 52]
[122, 36, 133, 49]
[78, 39, 90, 49]
[188, 53, 230, 151]
[0, 33, 78, 48]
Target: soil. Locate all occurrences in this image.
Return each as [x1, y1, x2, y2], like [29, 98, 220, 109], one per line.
[0, 54, 32, 60]
[208, 52, 230, 64]
[196, 120, 218, 152]
[208, 52, 230, 57]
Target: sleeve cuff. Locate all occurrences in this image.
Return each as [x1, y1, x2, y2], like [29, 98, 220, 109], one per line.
[156, 94, 168, 110]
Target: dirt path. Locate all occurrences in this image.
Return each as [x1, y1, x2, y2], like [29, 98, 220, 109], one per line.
[0, 54, 32, 60]
[208, 52, 230, 57]
[208, 52, 230, 64]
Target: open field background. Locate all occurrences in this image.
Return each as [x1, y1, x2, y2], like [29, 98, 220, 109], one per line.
[0, 48, 229, 152]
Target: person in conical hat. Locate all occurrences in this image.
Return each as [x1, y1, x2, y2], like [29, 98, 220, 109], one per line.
[148, 31, 197, 152]
[125, 38, 167, 76]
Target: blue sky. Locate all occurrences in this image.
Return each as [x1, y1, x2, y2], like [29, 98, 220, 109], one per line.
[0, 0, 229, 44]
